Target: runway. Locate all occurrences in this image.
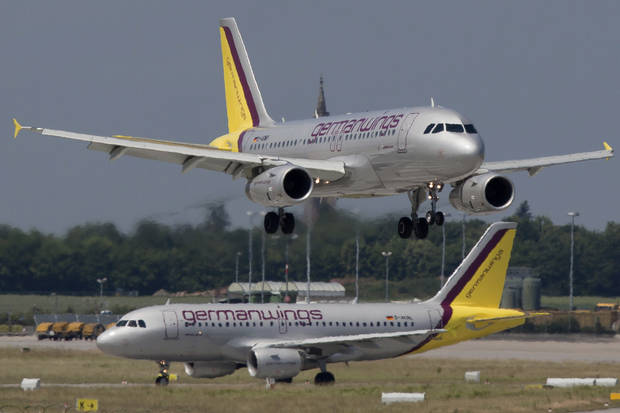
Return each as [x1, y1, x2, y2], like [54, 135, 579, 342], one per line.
[2, 334, 619, 363]
[410, 334, 620, 363]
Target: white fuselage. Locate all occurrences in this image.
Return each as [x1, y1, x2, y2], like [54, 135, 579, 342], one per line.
[97, 302, 443, 365]
[239, 106, 484, 197]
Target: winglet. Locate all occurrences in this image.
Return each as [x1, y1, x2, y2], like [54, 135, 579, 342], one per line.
[604, 141, 613, 160]
[12, 118, 22, 139]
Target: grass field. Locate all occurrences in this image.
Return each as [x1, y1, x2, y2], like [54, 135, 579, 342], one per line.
[1, 347, 619, 412]
[1, 294, 619, 318]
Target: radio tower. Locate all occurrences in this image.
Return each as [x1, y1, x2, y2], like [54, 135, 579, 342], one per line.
[306, 75, 335, 225]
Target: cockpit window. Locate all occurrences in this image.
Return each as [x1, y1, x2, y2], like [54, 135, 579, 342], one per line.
[431, 123, 444, 134]
[127, 320, 137, 327]
[138, 320, 146, 328]
[446, 124, 465, 133]
[464, 124, 478, 134]
[423, 124, 435, 134]
[116, 320, 127, 327]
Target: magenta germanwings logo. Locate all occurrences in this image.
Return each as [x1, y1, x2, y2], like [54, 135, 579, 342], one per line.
[181, 308, 324, 323]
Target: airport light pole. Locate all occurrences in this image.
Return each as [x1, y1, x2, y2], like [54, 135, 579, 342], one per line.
[352, 208, 361, 304]
[234, 251, 242, 283]
[568, 212, 579, 312]
[96, 277, 107, 297]
[441, 213, 451, 287]
[284, 233, 298, 303]
[461, 214, 467, 260]
[246, 211, 255, 303]
[306, 227, 311, 304]
[260, 211, 266, 304]
[382, 251, 392, 302]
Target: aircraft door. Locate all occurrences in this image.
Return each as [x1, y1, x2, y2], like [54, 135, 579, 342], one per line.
[398, 113, 418, 153]
[427, 309, 442, 330]
[163, 310, 179, 339]
[278, 316, 287, 334]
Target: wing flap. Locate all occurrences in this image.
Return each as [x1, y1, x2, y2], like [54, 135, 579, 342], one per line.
[477, 144, 613, 176]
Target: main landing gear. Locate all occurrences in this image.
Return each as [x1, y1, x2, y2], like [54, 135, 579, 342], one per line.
[314, 361, 335, 385]
[398, 182, 445, 240]
[155, 360, 170, 386]
[264, 208, 295, 234]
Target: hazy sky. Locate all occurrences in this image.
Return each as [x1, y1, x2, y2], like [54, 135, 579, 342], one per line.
[2, 1, 619, 234]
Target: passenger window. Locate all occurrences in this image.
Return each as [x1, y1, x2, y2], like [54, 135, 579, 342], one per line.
[128, 320, 137, 327]
[464, 124, 478, 134]
[116, 320, 127, 327]
[424, 124, 435, 134]
[446, 124, 464, 133]
[138, 320, 146, 328]
[432, 123, 444, 133]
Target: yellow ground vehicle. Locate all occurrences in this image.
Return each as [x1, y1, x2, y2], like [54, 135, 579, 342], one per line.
[595, 303, 619, 311]
[50, 322, 69, 341]
[82, 323, 105, 340]
[35, 322, 54, 340]
[106, 322, 117, 330]
[64, 321, 85, 340]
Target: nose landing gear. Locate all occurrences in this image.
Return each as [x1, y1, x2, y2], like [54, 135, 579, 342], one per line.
[264, 208, 296, 234]
[398, 183, 445, 240]
[155, 360, 170, 386]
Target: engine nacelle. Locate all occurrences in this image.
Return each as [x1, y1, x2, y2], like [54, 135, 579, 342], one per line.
[449, 173, 514, 214]
[245, 165, 313, 207]
[184, 361, 236, 378]
[247, 348, 303, 379]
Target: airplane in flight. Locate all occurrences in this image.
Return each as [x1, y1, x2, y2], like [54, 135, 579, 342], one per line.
[13, 18, 613, 239]
[96, 221, 543, 386]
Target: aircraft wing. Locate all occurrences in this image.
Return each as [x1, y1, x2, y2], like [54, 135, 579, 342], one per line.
[475, 142, 613, 176]
[253, 329, 444, 356]
[12, 119, 346, 181]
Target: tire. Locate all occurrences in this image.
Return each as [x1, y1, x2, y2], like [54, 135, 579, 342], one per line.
[414, 218, 429, 239]
[281, 213, 295, 234]
[314, 371, 335, 386]
[275, 377, 293, 383]
[397, 217, 413, 239]
[155, 376, 169, 386]
[435, 211, 445, 226]
[264, 212, 279, 234]
[425, 211, 435, 225]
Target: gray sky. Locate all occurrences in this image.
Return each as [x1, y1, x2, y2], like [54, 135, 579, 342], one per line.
[2, 1, 618, 234]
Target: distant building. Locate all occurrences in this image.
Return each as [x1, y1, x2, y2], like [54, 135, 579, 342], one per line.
[227, 281, 345, 303]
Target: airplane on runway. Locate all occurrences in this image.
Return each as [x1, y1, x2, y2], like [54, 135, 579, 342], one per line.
[96, 221, 545, 386]
[13, 18, 613, 239]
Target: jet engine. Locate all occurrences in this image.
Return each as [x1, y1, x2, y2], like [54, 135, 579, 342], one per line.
[245, 165, 313, 207]
[449, 173, 514, 214]
[247, 348, 303, 379]
[183, 361, 237, 378]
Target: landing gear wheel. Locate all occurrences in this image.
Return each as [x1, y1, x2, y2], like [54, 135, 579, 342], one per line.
[155, 376, 169, 386]
[425, 211, 435, 225]
[264, 212, 279, 234]
[314, 371, 335, 386]
[156, 360, 170, 386]
[397, 217, 413, 239]
[414, 218, 429, 239]
[281, 213, 295, 234]
[275, 377, 293, 383]
[435, 211, 445, 226]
